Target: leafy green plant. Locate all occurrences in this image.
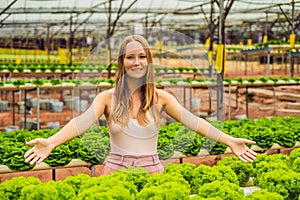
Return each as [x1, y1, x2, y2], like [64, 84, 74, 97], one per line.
[256, 169, 300, 200]
[32, 79, 44, 86]
[223, 78, 232, 84]
[28, 64, 37, 72]
[1, 144, 35, 171]
[292, 77, 300, 83]
[78, 174, 137, 199]
[77, 126, 110, 164]
[247, 77, 256, 83]
[16, 65, 24, 72]
[234, 77, 243, 84]
[20, 180, 76, 200]
[281, 77, 290, 83]
[43, 144, 73, 167]
[63, 173, 90, 195]
[50, 79, 61, 85]
[197, 180, 243, 200]
[252, 153, 290, 173]
[113, 167, 150, 192]
[273, 124, 296, 147]
[202, 138, 227, 155]
[190, 164, 238, 194]
[7, 64, 15, 73]
[164, 162, 196, 184]
[172, 126, 204, 156]
[49, 64, 57, 72]
[292, 157, 300, 173]
[250, 126, 275, 149]
[0, 176, 41, 200]
[290, 148, 300, 165]
[253, 161, 289, 186]
[138, 173, 190, 199]
[39, 64, 47, 72]
[259, 76, 268, 83]
[216, 156, 253, 186]
[269, 77, 279, 83]
[12, 80, 25, 87]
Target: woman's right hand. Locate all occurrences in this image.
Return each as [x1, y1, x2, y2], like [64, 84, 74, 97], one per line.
[24, 138, 55, 165]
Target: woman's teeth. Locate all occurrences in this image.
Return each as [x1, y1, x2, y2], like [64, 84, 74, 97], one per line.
[131, 68, 142, 71]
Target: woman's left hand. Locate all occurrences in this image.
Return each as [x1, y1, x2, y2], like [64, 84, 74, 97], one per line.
[228, 138, 257, 162]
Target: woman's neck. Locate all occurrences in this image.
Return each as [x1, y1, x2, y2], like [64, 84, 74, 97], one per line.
[127, 77, 143, 94]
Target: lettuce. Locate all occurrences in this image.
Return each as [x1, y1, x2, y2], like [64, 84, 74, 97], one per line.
[197, 180, 243, 200]
[216, 156, 253, 186]
[20, 180, 76, 200]
[0, 176, 41, 200]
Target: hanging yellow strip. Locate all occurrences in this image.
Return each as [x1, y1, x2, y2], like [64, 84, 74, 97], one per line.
[208, 50, 213, 66]
[15, 56, 21, 64]
[263, 35, 268, 43]
[58, 48, 67, 64]
[247, 39, 252, 46]
[290, 33, 296, 49]
[205, 37, 210, 47]
[215, 44, 225, 74]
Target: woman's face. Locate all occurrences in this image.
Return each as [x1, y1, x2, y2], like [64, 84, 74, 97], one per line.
[123, 41, 148, 79]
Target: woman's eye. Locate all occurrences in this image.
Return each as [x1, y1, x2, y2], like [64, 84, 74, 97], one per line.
[139, 55, 147, 59]
[126, 56, 134, 59]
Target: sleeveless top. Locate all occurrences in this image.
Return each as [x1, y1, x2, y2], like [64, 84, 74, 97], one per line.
[107, 89, 159, 155]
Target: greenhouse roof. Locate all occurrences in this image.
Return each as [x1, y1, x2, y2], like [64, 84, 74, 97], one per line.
[0, 0, 300, 38]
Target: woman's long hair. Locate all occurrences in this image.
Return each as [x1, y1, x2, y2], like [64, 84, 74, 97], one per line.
[110, 35, 161, 127]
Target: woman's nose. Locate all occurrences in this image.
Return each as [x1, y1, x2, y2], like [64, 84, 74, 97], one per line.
[133, 57, 140, 65]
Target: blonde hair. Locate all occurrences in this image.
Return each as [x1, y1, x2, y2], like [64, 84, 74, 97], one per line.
[110, 35, 161, 127]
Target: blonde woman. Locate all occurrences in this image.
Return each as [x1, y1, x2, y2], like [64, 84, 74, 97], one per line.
[24, 35, 257, 175]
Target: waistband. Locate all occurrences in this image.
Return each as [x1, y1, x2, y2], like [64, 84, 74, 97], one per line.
[107, 152, 161, 168]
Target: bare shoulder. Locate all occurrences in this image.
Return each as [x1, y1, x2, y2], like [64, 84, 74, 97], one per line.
[93, 89, 113, 105]
[155, 88, 178, 105]
[156, 88, 170, 99]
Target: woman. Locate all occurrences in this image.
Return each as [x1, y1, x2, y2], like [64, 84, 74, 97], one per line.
[24, 35, 257, 175]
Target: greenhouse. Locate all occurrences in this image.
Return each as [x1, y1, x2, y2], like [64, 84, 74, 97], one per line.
[0, 0, 299, 199]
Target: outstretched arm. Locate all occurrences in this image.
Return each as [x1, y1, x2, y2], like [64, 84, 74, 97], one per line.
[159, 89, 257, 162]
[24, 91, 109, 164]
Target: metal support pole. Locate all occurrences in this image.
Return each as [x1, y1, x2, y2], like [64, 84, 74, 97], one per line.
[246, 86, 249, 118]
[290, 56, 294, 77]
[24, 90, 27, 130]
[273, 87, 276, 113]
[228, 84, 231, 120]
[266, 48, 270, 78]
[37, 87, 40, 130]
[52, 169, 56, 180]
[217, 0, 224, 121]
[245, 54, 248, 76]
[235, 86, 239, 109]
[12, 91, 15, 125]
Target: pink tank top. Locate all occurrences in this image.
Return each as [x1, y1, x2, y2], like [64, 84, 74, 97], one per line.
[107, 89, 159, 155]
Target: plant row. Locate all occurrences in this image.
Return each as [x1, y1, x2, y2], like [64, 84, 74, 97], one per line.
[158, 116, 300, 159]
[0, 63, 210, 73]
[0, 116, 299, 171]
[0, 76, 299, 88]
[1, 149, 300, 199]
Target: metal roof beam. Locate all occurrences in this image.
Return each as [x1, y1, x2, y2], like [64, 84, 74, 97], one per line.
[3, 7, 200, 15]
[0, 0, 18, 15]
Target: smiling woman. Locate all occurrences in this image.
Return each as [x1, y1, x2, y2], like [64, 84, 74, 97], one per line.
[24, 34, 257, 176]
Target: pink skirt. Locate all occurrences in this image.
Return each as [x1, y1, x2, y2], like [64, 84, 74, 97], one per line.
[101, 152, 164, 175]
